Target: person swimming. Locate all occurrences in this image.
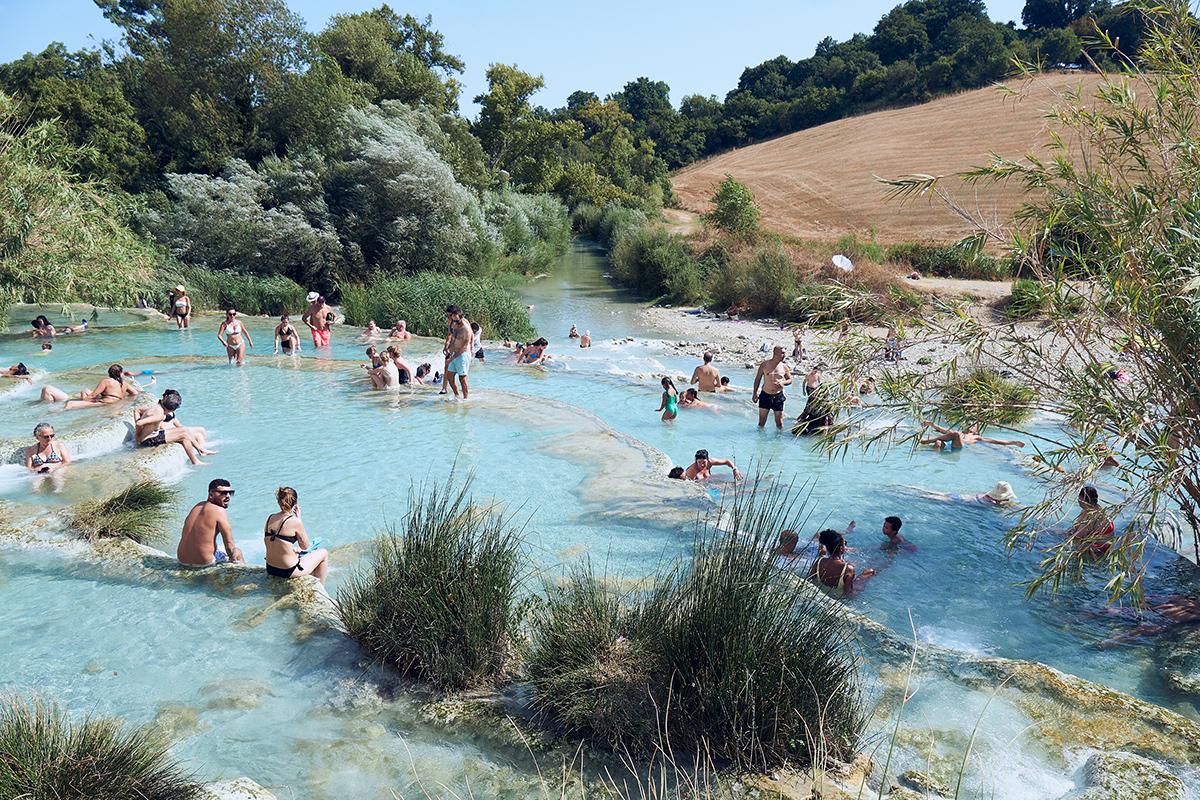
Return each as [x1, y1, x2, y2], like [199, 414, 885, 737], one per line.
[579, 330, 592, 348]
[40, 364, 139, 409]
[388, 319, 412, 341]
[657, 376, 679, 421]
[1066, 485, 1115, 555]
[809, 529, 875, 597]
[519, 338, 549, 366]
[263, 486, 330, 585]
[682, 449, 741, 481]
[568, 324, 579, 339]
[2, 363, 30, 379]
[919, 421, 1024, 450]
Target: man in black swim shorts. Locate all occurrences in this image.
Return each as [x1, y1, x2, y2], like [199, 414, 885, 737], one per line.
[752, 345, 793, 430]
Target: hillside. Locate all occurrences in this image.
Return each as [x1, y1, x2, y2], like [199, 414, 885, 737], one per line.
[671, 73, 1106, 244]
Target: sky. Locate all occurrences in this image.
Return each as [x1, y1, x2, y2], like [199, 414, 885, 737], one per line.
[0, 0, 1028, 115]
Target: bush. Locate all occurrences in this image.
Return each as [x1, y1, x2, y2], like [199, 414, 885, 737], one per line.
[938, 368, 1037, 428]
[0, 696, 200, 800]
[339, 272, 535, 340]
[573, 203, 650, 250]
[336, 479, 524, 692]
[526, 483, 865, 770]
[885, 242, 1012, 281]
[701, 174, 759, 239]
[68, 480, 179, 544]
[1006, 277, 1047, 318]
[162, 268, 308, 317]
[609, 226, 704, 303]
[481, 190, 571, 274]
[789, 282, 887, 326]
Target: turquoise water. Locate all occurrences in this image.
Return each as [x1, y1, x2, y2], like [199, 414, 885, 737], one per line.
[1, 244, 1197, 798]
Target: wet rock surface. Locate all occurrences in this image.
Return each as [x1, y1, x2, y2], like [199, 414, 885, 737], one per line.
[1058, 751, 1185, 800]
[200, 778, 278, 800]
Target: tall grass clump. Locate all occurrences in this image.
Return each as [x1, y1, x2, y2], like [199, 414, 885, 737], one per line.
[336, 479, 524, 692]
[609, 226, 704, 303]
[340, 271, 536, 340]
[163, 267, 308, 316]
[68, 480, 179, 544]
[526, 482, 865, 771]
[0, 695, 200, 800]
[789, 282, 887, 326]
[938, 368, 1036, 428]
[885, 242, 1012, 281]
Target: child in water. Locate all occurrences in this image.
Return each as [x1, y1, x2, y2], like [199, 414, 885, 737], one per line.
[656, 376, 679, 421]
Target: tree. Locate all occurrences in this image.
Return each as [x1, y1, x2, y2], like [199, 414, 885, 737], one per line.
[1022, 0, 1097, 30]
[702, 175, 759, 238]
[0, 43, 150, 186]
[315, 7, 462, 111]
[856, 2, 1200, 601]
[872, 7, 930, 64]
[1037, 26, 1084, 63]
[611, 77, 688, 168]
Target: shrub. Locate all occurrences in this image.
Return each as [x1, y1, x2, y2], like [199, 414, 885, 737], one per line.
[744, 246, 797, 316]
[938, 368, 1037, 428]
[339, 271, 535, 340]
[68, 480, 179, 544]
[789, 282, 887, 326]
[0, 696, 200, 800]
[885, 242, 1012, 281]
[526, 483, 865, 770]
[161, 268, 308, 317]
[336, 479, 524, 692]
[834, 232, 885, 264]
[1005, 277, 1047, 319]
[701, 174, 759, 239]
[573, 203, 650, 250]
[609, 226, 704, 303]
[481, 190, 571, 274]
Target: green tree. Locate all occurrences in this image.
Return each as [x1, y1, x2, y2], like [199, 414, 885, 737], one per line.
[1022, 0, 1097, 30]
[611, 77, 687, 168]
[0, 43, 150, 186]
[702, 174, 759, 238]
[315, 7, 462, 111]
[1037, 26, 1084, 63]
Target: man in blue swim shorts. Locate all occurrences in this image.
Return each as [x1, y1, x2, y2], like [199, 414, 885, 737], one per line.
[443, 304, 473, 400]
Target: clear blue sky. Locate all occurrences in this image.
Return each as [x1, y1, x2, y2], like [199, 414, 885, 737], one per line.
[0, 0, 1027, 114]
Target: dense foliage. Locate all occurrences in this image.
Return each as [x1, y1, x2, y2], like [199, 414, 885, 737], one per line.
[0, 696, 200, 800]
[68, 480, 180, 544]
[525, 484, 865, 770]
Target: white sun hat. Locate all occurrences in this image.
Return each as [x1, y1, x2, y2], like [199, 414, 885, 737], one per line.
[985, 481, 1017, 503]
[832, 254, 854, 272]
[306, 291, 320, 303]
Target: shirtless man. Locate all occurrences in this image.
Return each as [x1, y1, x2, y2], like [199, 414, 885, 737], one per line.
[690, 352, 722, 393]
[752, 346, 793, 429]
[442, 304, 472, 400]
[40, 364, 139, 409]
[682, 449, 741, 481]
[177, 479, 245, 566]
[579, 330, 592, 348]
[388, 320, 412, 341]
[134, 389, 214, 465]
[302, 292, 332, 348]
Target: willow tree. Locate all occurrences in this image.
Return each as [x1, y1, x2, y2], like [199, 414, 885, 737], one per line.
[825, 1, 1200, 601]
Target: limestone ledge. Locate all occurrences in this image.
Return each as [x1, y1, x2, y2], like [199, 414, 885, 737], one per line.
[200, 778, 278, 800]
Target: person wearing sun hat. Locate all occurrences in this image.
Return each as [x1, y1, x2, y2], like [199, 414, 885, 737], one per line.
[981, 481, 1017, 506]
[302, 291, 332, 348]
[170, 285, 191, 329]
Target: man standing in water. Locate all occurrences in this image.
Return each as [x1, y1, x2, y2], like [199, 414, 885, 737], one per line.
[302, 292, 332, 349]
[442, 304, 472, 400]
[690, 352, 722, 392]
[178, 479, 245, 566]
[752, 345, 793, 429]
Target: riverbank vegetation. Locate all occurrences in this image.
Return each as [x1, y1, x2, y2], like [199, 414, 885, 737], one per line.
[0, 696, 200, 800]
[68, 480, 179, 545]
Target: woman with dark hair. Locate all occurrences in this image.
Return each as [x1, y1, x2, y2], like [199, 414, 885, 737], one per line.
[656, 376, 679, 421]
[1067, 485, 1115, 554]
[30, 316, 55, 338]
[809, 529, 875, 597]
[217, 308, 253, 365]
[263, 487, 330, 585]
[39, 364, 139, 409]
[2, 363, 31, 379]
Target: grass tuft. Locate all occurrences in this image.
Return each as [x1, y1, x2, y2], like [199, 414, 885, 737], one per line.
[0, 695, 200, 800]
[938, 368, 1036, 428]
[68, 480, 179, 544]
[336, 478, 524, 692]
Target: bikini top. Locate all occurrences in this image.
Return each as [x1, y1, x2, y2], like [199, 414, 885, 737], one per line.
[225, 320, 243, 336]
[815, 556, 849, 593]
[279, 325, 296, 338]
[31, 444, 62, 466]
[264, 511, 300, 544]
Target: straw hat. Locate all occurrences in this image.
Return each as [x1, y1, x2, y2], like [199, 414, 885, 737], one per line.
[173, 284, 185, 293]
[306, 291, 320, 303]
[984, 481, 1016, 503]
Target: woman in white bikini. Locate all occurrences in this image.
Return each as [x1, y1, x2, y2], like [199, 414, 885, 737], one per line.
[172, 286, 191, 329]
[217, 308, 253, 365]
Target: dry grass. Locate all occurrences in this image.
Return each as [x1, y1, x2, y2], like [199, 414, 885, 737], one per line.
[672, 73, 1106, 244]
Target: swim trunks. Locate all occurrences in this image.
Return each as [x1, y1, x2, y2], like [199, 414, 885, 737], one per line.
[447, 352, 470, 375]
[139, 430, 167, 448]
[758, 391, 785, 411]
[312, 328, 330, 347]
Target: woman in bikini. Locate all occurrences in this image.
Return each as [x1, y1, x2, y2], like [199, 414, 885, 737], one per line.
[40, 364, 139, 409]
[24, 423, 71, 475]
[809, 529, 875, 597]
[2, 363, 30, 380]
[217, 308, 253, 365]
[30, 316, 56, 338]
[171, 286, 191, 329]
[656, 376, 679, 421]
[263, 487, 329, 584]
[1067, 485, 1115, 555]
[273, 314, 300, 354]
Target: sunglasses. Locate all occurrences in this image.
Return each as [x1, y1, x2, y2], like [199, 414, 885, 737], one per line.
[215, 489, 235, 496]
[38, 433, 55, 439]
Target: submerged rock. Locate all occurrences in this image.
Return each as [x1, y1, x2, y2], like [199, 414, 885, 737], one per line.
[1058, 751, 1185, 800]
[1159, 626, 1200, 697]
[898, 770, 951, 797]
[200, 778, 278, 800]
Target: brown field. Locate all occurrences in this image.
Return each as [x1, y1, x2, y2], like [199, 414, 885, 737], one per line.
[671, 72, 1106, 244]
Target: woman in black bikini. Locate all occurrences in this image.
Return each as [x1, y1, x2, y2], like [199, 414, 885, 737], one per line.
[263, 487, 329, 584]
[273, 314, 301, 354]
[24, 423, 71, 474]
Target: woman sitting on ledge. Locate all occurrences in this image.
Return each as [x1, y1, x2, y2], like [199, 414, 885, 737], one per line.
[24, 422, 70, 475]
[263, 487, 329, 585]
[40, 364, 139, 410]
[810, 529, 875, 598]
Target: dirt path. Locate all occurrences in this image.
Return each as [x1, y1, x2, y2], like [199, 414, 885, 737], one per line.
[905, 276, 1012, 300]
[661, 207, 702, 236]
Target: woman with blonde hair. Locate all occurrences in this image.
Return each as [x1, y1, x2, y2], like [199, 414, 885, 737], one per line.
[263, 487, 329, 584]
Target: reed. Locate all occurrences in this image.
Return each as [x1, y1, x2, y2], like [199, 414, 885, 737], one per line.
[68, 479, 179, 544]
